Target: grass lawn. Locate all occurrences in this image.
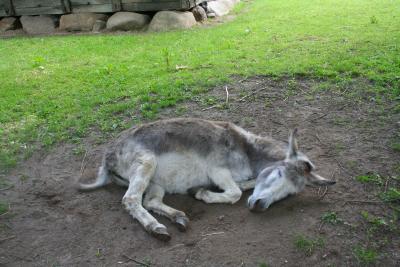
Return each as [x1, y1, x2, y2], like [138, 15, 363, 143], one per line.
[0, 0, 399, 171]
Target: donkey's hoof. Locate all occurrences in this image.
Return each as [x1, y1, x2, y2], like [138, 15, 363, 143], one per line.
[175, 216, 189, 232]
[151, 226, 171, 241]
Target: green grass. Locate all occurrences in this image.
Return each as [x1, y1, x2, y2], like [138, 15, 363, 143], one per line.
[356, 174, 384, 186]
[294, 234, 324, 256]
[353, 245, 378, 266]
[380, 188, 400, 203]
[321, 211, 343, 225]
[0, 201, 9, 215]
[391, 143, 400, 152]
[0, 0, 399, 171]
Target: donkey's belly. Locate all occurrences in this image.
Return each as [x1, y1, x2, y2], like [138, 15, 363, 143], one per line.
[153, 152, 210, 194]
[152, 152, 252, 194]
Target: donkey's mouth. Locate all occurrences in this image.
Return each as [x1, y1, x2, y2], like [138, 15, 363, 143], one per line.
[247, 197, 270, 212]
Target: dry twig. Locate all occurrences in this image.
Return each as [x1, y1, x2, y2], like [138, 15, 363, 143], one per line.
[225, 86, 230, 105]
[310, 113, 328, 123]
[0, 235, 15, 243]
[0, 185, 14, 191]
[79, 150, 88, 176]
[122, 254, 150, 267]
[344, 200, 382, 204]
[201, 231, 225, 237]
[238, 87, 265, 102]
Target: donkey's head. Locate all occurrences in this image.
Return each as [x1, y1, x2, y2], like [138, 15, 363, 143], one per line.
[247, 129, 335, 211]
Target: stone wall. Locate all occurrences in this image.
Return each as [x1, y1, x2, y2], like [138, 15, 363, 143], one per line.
[0, 0, 240, 35]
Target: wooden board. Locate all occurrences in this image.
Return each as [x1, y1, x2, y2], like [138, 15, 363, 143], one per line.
[0, 0, 198, 17]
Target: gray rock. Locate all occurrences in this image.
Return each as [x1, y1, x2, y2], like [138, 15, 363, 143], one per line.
[207, 0, 240, 17]
[148, 11, 197, 32]
[20, 15, 56, 34]
[60, 13, 108, 32]
[207, 12, 216, 18]
[191, 6, 207, 22]
[0, 17, 21, 32]
[106, 12, 150, 31]
[93, 20, 106, 32]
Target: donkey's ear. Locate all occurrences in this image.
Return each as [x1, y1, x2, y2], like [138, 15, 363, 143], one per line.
[286, 128, 298, 159]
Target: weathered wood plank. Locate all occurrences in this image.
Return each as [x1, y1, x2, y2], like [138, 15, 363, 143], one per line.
[0, 0, 197, 16]
[70, 0, 110, 5]
[11, 0, 66, 15]
[72, 4, 113, 13]
[122, 2, 184, 11]
[12, 0, 56, 8]
[111, 0, 121, 11]
[14, 6, 65, 15]
[123, 0, 187, 3]
[61, 0, 72, 13]
[3, 0, 16, 16]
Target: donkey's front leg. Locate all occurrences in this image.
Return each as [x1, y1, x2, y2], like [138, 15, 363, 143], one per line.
[122, 155, 171, 241]
[237, 179, 256, 191]
[195, 167, 242, 204]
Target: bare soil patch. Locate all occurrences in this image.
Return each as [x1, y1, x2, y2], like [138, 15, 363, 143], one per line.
[1, 76, 399, 266]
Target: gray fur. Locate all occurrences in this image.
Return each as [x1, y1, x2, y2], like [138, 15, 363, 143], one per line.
[77, 118, 335, 240]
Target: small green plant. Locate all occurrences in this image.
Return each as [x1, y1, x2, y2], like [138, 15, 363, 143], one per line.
[19, 174, 29, 184]
[355, 174, 384, 186]
[391, 142, 400, 152]
[201, 97, 217, 106]
[353, 245, 378, 265]
[379, 188, 400, 202]
[334, 143, 345, 152]
[95, 248, 101, 257]
[32, 56, 45, 68]
[321, 211, 343, 225]
[360, 210, 392, 238]
[361, 211, 387, 227]
[72, 144, 86, 156]
[162, 48, 171, 71]
[259, 263, 269, 267]
[370, 16, 378, 24]
[294, 235, 324, 256]
[0, 201, 9, 215]
[175, 106, 188, 115]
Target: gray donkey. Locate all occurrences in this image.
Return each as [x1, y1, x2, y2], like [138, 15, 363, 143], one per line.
[78, 118, 335, 240]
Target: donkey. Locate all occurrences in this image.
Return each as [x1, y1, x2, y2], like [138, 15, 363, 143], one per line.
[77, 118, 335, 241]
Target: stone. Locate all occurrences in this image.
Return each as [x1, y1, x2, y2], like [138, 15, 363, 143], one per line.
[148, 11, 197, 32]
[0, 17, 21, 32]
[207, 12, 216, 18]
[93, 20, 106, 32]
[60, 13, 108, 32]
[106, 12, 150, 31]
[207, 0, 240, 17]
[191, 6, 207, 22]
[20, 15, 56, 34]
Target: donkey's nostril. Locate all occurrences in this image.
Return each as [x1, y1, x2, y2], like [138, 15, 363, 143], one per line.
[249, 199, 263, 212]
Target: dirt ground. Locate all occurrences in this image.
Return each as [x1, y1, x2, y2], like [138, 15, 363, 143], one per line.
[1, 76, 399, 266]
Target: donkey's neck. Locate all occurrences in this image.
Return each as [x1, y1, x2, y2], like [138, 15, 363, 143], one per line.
[246, 135, 287, 176]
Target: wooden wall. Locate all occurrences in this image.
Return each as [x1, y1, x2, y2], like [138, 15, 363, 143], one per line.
[0, 0, 198, 17]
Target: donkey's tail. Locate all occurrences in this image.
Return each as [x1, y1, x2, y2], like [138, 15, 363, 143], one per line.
[76, 164, 111, 191]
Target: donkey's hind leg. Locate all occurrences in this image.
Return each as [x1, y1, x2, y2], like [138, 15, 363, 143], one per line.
[143, 183, 190, 232]
[122, 154, 170, 241]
